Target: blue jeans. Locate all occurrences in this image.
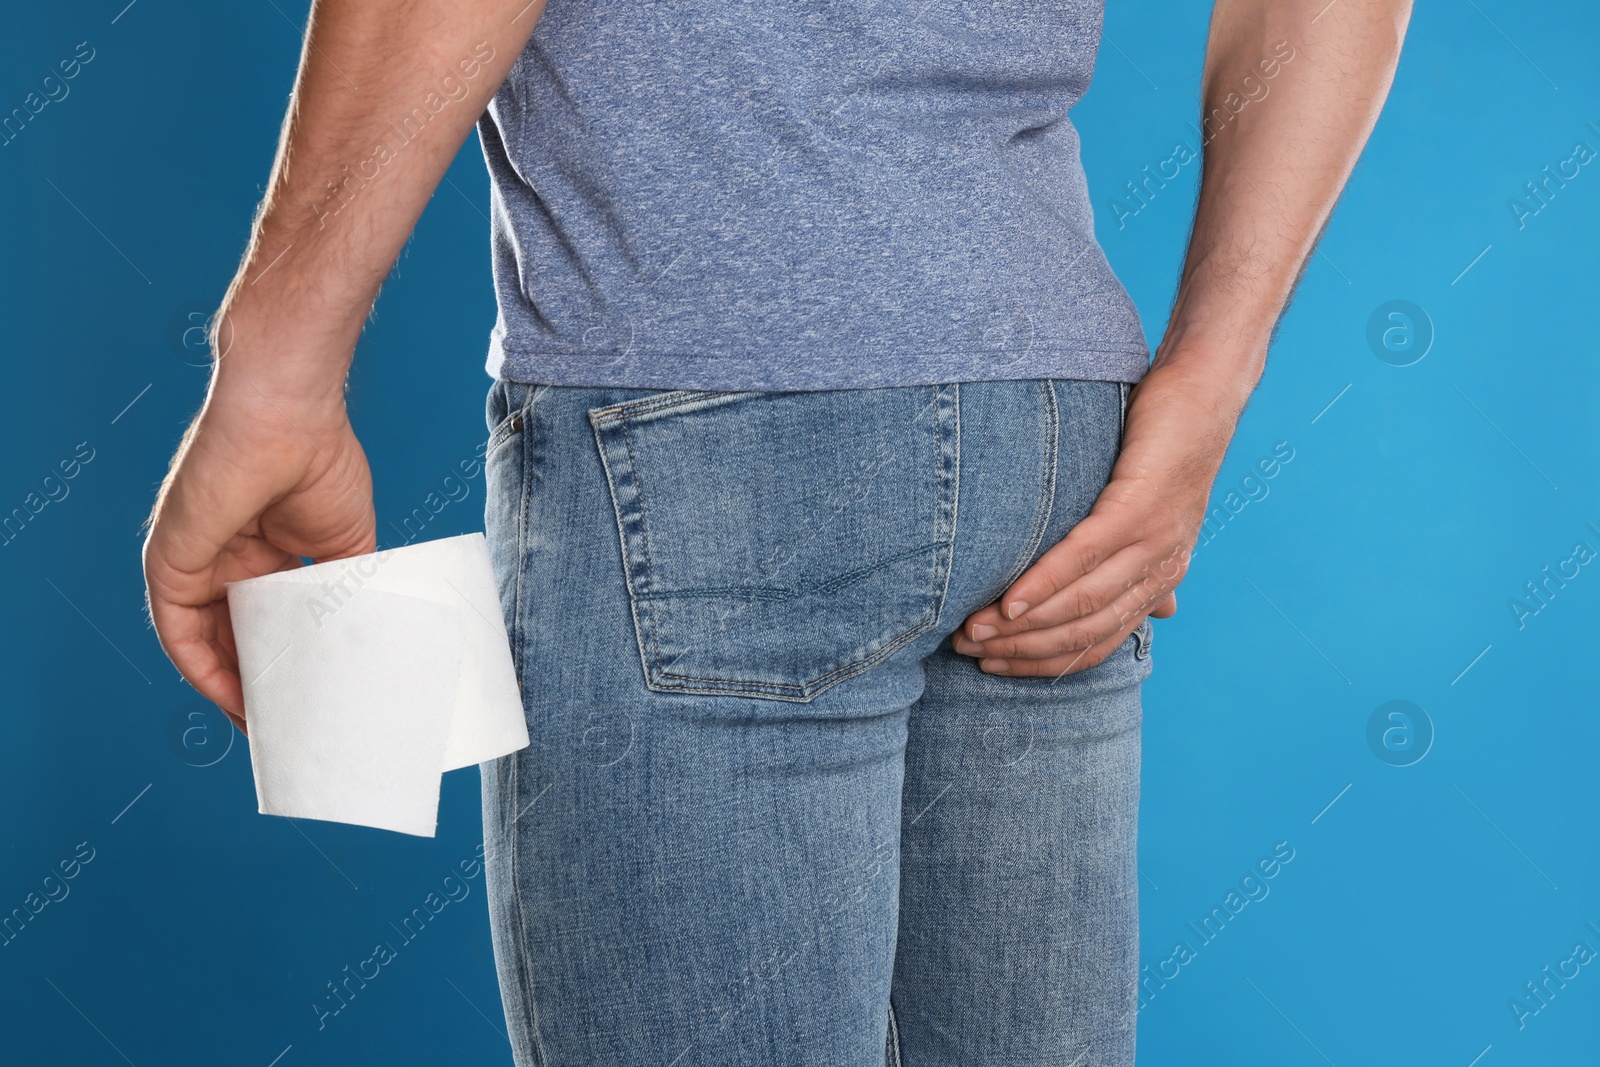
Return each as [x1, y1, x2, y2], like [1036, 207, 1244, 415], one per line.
[480, 378, 1152, 1066]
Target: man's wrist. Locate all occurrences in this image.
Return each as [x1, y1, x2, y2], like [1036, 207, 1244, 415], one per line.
[207, 289, 359, 410]
[1142, 334, 1267, 422]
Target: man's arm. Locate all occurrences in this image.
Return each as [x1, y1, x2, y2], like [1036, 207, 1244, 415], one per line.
[143, 0, 546, 731]
[953, 0, 1411, 676]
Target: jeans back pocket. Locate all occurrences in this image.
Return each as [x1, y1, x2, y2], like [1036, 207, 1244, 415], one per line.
[588, 385, 959, 702]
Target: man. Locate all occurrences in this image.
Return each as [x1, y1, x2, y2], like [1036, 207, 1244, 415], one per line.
[144, 1, 1410, 1063]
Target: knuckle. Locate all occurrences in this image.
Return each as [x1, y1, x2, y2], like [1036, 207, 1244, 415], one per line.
[1063, 585, 1101, 620]
[984, 637, 1018, 658]
[1052, 627, 1097, 655]
[1009, 611, 1047, 636]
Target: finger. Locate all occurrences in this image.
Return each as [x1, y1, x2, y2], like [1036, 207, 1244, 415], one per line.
[995, 509, 1136, 621]
[954, 590, 1154, 662]
[144, 527, 294, 719]
[966, 613, 1144, 679]
[964, 541, 1167, 642]
[957, 540, 1139, 640]
[962, 534, 1184, 644]
[147, 594, 246, 719]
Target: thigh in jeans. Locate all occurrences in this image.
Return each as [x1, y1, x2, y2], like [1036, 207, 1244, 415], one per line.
[478, 380, 968, 1066]
[889, 379, 1152, 1067]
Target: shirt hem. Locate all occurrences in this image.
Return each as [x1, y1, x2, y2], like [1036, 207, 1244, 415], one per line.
[486, 339, 1152, 392]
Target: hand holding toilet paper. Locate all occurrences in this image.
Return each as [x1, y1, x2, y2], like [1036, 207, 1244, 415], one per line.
[225, 533, 529, 837]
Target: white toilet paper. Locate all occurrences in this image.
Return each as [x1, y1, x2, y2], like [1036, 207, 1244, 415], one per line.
[225, 532, 529, 837]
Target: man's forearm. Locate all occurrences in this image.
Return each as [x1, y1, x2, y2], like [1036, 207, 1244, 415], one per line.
[1155, 0, 1411, 410]
[215, 0, 542, 398]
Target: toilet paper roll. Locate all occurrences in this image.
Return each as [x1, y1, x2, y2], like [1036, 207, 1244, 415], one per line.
[225, 532, 529, 837]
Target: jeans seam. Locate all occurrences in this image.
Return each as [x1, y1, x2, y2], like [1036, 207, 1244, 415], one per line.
[886, 997, 903, 1067]
[505, 761, 550, 1067]
[930, 382, 961, 632]
[512, 389, 532, 699]
[995, 379, 1059, 594]
[506, 411, 550, 1067]
[617, 415, 668, 678]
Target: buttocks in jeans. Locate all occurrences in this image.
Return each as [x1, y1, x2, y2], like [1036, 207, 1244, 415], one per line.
[478, 378, 1153, 1067]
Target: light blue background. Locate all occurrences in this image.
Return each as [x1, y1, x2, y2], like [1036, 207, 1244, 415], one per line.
[2, 1, 1596, 1064]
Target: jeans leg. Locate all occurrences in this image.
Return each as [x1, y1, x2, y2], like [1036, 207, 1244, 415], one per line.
[888, 377, 1149, 1066]
[480, 381, 935, 1066]
[889, 640, 1146, 1066]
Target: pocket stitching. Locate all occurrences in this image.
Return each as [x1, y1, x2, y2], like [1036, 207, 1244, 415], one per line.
[486, 410, 523, 456]
[652, 385, 960, 700]
[651, 544, 947, 692]
[589, 389, 746, 424]
[1132, 616, 1153, 660]
[487, 383, 542, 460]
[593, 385, 958, 702]
[619, 413, 670, 678]
[639, 538, 949, 603]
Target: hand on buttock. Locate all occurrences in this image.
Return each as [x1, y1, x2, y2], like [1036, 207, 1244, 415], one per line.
[952, 360, 1243, 678]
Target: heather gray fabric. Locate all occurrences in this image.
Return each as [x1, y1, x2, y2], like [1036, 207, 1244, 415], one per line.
[477, 0, 1150, 392]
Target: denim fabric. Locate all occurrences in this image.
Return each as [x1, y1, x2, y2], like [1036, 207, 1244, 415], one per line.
[480, 378, 1152, 1066]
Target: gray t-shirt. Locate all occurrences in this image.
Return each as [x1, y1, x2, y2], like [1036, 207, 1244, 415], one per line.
[478, 0, 1149, 391]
